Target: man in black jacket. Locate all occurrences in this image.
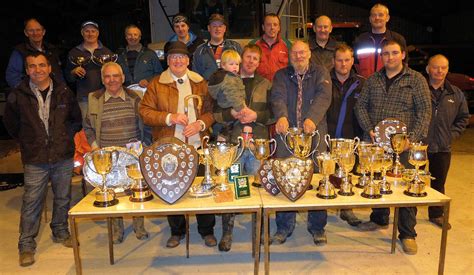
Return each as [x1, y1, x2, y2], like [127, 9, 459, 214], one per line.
[3, 52, 82, 267]
[424, 54, 469, 229]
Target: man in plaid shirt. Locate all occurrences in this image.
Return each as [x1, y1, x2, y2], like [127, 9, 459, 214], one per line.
[355, 39, 431, 255]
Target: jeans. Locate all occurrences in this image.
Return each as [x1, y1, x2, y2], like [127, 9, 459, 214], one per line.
[428, 152, 451, 218]
[167, 214, 215, 237]
[19, 158, 73, 252]
[275, 210, 327, 236]
[237, 149, 261, 176]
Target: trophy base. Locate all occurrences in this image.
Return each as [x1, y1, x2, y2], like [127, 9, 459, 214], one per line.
[188, 186, 213, 198]
[380, 190, 393, 195]
[129, 188, 154, 202]
[386, 171, 402, 178]
[94, 189, 119, 207]
[329, 174, 343, 189]
[252, 182, 262, 188]
[355, 184, 365, 189]
[94, 199, 119, 207]
[316, 193, 337, 199]
[403, 190, 427, 197]
[213, 188, 234, 203]
[338, 190, 354, 196]
[361, 193, 382, 199]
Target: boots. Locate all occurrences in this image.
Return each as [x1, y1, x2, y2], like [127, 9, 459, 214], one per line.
[133, 216, 149, 240]
[219, 213, 235, 252]
[112, 217, 124, 244]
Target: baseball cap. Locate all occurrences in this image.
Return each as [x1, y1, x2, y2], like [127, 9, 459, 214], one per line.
[81, 20, 99, 30]
[208, 13, 226, 25]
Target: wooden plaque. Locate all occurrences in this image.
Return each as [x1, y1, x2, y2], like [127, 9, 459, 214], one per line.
[272, 156, 313, 202]
[259, 159, 280, 196]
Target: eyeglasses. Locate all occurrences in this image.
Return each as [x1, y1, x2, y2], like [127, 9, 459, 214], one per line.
[169, 54, 188, 60]
[25, 28, 44, 34]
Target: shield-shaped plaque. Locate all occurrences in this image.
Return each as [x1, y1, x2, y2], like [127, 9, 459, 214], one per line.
[374, 118, 407, 153]
[140, 137, 198, 204]
[272, 156, 313, 202]
[259, 159, 280, 196]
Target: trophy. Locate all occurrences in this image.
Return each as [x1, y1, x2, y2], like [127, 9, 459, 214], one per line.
[404, 142, 428, 197]
[315, 152, 337, 199]
[374, 118, 407, 153]
[361, 146, 384, 199]
[92, 53, 118, 66]
[126, 163, 153, 202]
[272, 157, 314, 201]
[189, 136, 215, 198]
[69, 56, 90, 79]
[338, 152, 355, 196]
[387, 133, 409, 177]
[207, 137, 244, 202]
[379, 153, 393, 194]
[249, 138, 276, 187]
[325, 134, 360, 187]
[86, 149, 119, 207]
[355, 142, 375, 188]
[282, 127, 320, 159]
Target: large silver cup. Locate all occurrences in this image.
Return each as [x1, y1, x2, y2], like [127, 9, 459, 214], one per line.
[189, 136, 215, 198]
[85, 149, 119, 207]
[282, 127, 320, 159]
[208, 137, 244, 191]
[249, 138, 277, 187]
[92, 53, 118, 66]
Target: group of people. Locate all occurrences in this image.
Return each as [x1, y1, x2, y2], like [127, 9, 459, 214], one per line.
[3, 2, 469, 268]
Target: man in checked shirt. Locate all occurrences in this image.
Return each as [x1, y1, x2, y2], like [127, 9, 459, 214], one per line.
[355, 39, 431, 255]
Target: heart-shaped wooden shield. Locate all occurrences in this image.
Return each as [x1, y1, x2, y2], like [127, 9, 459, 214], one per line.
[259, 159, 280, 196]
[272, 157, 313, 202]
[140, 137, 198, 204]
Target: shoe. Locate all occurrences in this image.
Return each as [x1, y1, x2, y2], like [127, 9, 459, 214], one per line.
[203, 234, 217, 247]
[340, 209, 362, 226]
[133, 217, 149, 240]
[19, 251, 35, 267]
[269, 232, 289, 245]
[429, 217, 452, 230]
[166, 235, 185, 248]
[218, 232, 233, 252]
[400, 238, 417, 255]
[53, 235, 73, 248]
[312, 231, 327, 246]
[356, 221, 389, 231]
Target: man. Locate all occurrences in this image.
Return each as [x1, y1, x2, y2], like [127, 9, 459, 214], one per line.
[249, 13, 292, 82]
[355, 40, 432, 255]
[164, 14, 204, 68]
[271, 40, 332, 245]
[192, 13, 242, 80]
[309, 15, 339, 72]
[6, 18, 64, 88]
[139, 41, 217, 248]
[65, 20, 114, 117]
[83, 62, 149, 244]
[212, 44, 272, 251]
[353, 3, 407, 78]
[424, 54, 469, 229]
[326, 44, 365, 226]
[3, 52, 82, 266]
[117, 24, 163, 88]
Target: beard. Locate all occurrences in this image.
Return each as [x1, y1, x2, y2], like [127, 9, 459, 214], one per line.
[291, 60, 309, 73]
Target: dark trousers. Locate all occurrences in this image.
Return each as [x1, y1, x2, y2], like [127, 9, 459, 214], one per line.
[428, 152, 451, 218]
[167, 214, 215, 237]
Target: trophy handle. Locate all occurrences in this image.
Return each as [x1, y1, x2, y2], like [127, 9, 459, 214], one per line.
[201, 135, 209, 149]
[233, 136, 245, 163]
[280, 132, 293, 154]
[353, 136, 360, 153]
[324, 134, 331, 151]
[307, 130, 320, 157]
[269, 138, 277, 157]
[248, 138, 256, 157]
[83, 151, 95, 173]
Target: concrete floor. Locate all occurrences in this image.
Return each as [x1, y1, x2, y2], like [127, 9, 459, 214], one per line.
[0, 128, 473, 274]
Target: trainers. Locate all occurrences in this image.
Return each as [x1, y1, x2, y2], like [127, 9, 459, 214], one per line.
[166, 235, 185, 248]
[270, 232, 289, 245]
[203, 234, 217, 247]
[19, 251, 35, 267]
[400, 238, 417, 255]
[429, 217, 452, 230]
[356, 221, 389, 231]
[312, 231, 327, 246]
[340, 209, 362, 226]
[53, 235, 73, 248]
[218, 232, 233, 252]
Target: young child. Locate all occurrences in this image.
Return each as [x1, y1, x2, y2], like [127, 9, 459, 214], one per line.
[208, 49, 252, 140]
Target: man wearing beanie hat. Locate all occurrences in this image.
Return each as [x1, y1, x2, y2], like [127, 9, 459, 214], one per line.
[139, 41, 217, 248]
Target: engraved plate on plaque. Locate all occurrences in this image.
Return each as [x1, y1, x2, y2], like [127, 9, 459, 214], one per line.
[139, 137, 198, 204]
[260, 159, 280, 196]
[272, 157, 313, 202]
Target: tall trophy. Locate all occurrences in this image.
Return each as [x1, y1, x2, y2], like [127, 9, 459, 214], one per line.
[379, 153, 393, 194]
[404, 142, 428, 197]
[86, 149, 119, 207]
[126, 163, 153, 202]
[249, 138, 277, 187]
[92, 53, 118, 66]
[316, 152, 337, 199]
[208, 137, 244, 202]
[387, 133, 409, 177]
[338, 151, 356, 196]
[361, 146, 384, 199]
[355, 142, 375, 188]
[189, 136, 215, 198]
[325, 134, 360, 187]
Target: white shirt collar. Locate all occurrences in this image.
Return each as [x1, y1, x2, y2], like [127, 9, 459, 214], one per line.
[170, 70, 189, 83]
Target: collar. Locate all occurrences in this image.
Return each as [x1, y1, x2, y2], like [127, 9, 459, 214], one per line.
[241, 74, 255, 78]
[171, 71, 189, 84]
[260, 34, 282, 48]
[126, 43, 143, 52]
[29, 79, 53, 94]
[77, 40, 104, 51]
[159, 68, 204, 84]
[104, 87, 126, 102]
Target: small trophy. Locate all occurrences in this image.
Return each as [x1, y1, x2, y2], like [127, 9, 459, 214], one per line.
[387, 133, 409, 177]
[249, 138, 276, 187]
[379, 153, 393, 194]
[86, 149, 119, 207]
[126, 163, 153, 202]
[92, 53, 118, 66]
[316, 152, 337, 199]
[337, 152, 355, 196]
[69, 56, 91, 79]
[404, 142, 428, 197]
[189, 136, 215, 198]
[355, 142, 375, 188]
[325, 134, 360, 187]
[361, 147, 384, 199]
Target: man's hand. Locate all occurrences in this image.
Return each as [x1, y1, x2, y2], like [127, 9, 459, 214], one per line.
[183, 121, 201, 137]
[275, 117, 289, 134]
[303, 119, 316, 134]
[170, 113, 188, 126]
[72, 67, 86, 78]
[369, 130, 376, 143]
[138, 79, 149, 88]
[238, 107, 257, 124]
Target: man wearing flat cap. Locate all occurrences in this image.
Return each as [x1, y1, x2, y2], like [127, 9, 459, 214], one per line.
[192, 13, 242, 80]
[65, 20, 114, 117]
[164, 13, 204, 69]
[139, 41, 217, 248]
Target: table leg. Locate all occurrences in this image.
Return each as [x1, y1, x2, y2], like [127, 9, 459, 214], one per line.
[391, 207, 399, 253]
[107, 218, 114, 264]
[254, 210, 262, 275]
[185, 214, 190, 258]
[438, 202, 450, 275]
[70, 216, 82, 275]
[264, 209, 270, 275]
[252, 213, 256, 258]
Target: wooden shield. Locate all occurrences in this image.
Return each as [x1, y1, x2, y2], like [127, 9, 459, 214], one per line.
[140, 137, 198, 204]
[272, 156, 313, 202]
[260, 159, 280, 196]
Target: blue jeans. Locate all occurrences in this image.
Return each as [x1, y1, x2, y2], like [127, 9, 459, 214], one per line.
[237, 149, 261, 176]
[275, 210, 327, 236]
[19, 158, 73, 252]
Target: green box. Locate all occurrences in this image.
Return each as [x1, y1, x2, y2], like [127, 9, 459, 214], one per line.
[228, 163, 241, 182]
[233, 175, 251, 199]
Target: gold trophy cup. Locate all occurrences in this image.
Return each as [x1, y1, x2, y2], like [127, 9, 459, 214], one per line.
[316, 152, 337, 199]
[404, 142, 428, 197]
[87, 150, 119, 207]
[249, 138, 277, 187]
[126, 163, 153, 202]
[283, 127, 320, 159]
[189, 136, 215, 198]
[361, 147, 384, 199]
[387, 133, 409, 177]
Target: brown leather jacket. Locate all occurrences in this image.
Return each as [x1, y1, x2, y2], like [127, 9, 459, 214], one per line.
[139, 69, 214, 141]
